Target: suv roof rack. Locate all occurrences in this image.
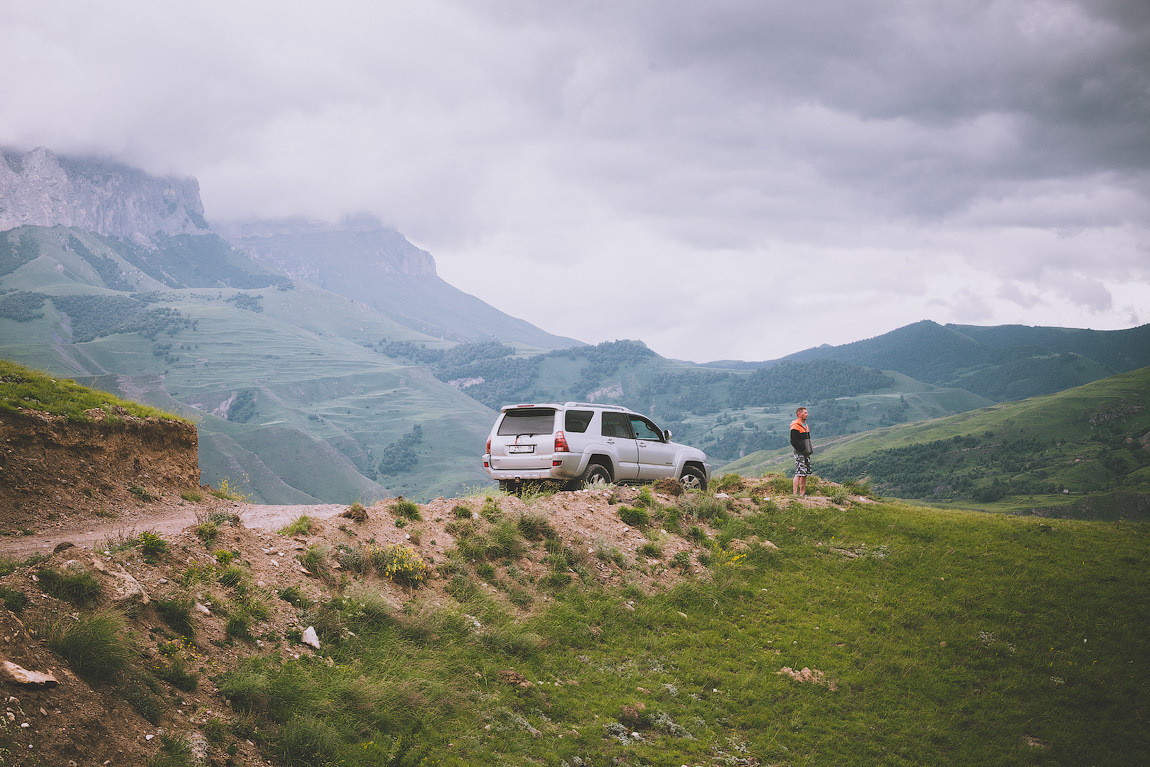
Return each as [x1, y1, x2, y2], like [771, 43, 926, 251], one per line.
[563, 402, 629, 411]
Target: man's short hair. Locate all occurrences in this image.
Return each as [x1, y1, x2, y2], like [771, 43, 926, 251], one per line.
[796, 406, 807, 416]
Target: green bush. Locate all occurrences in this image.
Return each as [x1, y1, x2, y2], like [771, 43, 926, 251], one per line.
[517, 513, 558, 541]
[617, 505, 650, 528]
[43, 611, 131, 683]
[0, 585, 29, 613]
[392, 498, 423, 521]
[279, 515, 316, 536]
[137, 530, 169, 563]
[38, 566, 103, 607]
[155, 593, 195, 639]
[637, 541, 663, 559]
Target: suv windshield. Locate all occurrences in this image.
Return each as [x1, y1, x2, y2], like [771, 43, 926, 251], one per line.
[497, 408, 556, 436]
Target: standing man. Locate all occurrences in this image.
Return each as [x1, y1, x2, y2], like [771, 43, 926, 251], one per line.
[790, 406, 812, 495]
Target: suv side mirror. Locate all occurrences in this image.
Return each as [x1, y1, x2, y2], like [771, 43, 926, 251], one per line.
[663, 429, 672, 441]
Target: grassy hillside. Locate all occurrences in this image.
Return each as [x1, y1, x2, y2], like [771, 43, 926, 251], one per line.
[724, 367, 1150, 517]
[186, 493, 1150, 764]
[0, 226, 495, 502]
[0, 358, 184, 422]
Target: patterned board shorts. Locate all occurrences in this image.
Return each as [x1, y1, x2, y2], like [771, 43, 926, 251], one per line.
[793, 451, 812, 477]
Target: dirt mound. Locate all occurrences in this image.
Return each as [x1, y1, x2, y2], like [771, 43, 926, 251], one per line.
[0, 476, 857, 766]
[0, 409, 200, 527]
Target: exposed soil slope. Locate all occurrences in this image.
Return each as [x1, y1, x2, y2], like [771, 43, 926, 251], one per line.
[0, 408, 200, 528]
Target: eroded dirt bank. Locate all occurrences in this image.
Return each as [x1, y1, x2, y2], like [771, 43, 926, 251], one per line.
[0, 408, 200, 528]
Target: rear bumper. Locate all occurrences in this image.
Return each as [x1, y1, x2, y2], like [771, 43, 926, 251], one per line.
[484, 453, 583, 482]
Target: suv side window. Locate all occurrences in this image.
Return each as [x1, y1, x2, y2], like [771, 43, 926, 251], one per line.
[601, 412, 633, 439]
[629, 415, 664, 441]
[565, 410, 594, 433]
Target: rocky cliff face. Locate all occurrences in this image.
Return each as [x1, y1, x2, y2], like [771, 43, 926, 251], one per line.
[217, 213, 438, 279]
[0, 146, 209, 237]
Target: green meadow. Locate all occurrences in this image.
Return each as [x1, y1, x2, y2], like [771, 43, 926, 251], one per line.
[217, 496, 1148, 766]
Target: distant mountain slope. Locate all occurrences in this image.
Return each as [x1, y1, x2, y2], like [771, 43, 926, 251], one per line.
[218, 215, 582, 351]
[723, 367, 1150, 519]
[0, 224, 495, 503]
[771, 319, 1150, 401]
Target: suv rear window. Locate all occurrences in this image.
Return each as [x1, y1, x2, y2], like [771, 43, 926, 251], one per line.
[497, 408, 556, 436]
[564, 410, 594, 433]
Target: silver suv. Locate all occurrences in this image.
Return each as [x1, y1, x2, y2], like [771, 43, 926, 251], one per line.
[484, 402, 710, 492]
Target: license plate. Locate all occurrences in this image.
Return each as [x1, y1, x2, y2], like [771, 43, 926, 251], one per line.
[508, 445, 534, 454]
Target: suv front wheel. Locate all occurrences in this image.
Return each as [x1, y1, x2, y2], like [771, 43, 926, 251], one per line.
[679, 466, 707, 491]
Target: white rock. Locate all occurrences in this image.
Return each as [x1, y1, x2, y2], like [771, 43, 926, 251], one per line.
[302, 626, 320, 649]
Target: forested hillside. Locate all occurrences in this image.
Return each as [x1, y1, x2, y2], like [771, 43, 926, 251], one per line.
[381, 337, 988, 462]
[772, 319, 1150, 401]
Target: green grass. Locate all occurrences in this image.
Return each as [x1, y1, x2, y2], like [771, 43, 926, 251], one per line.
[43, 610, 133, 683]
[279, 515, 317, 537]
[0, 358, 185, 422]
[37, 566, 103, 607]
[215, 499, 1149, 765]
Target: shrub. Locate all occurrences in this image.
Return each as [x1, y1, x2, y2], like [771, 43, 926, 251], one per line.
[517, 513, 558, 541]
[38, 566, 103, 607]
[210, 476, 252, 502]
[155, 593, 196, 639]
[43, 611, 131, 683]
[637, 541, 663, 559]
[376, 545, 429, 587]
[480, 496, 502, 522]
[341, 501, 368, 522]
[279, 515, 316, 537]
[218, 563, 247, 588]
[714, 473, 745, 493]
[137, 530, 169, 563]
[618, 505, 650, 528]
[392, 498, 422, 521]
[452, 504, 474, 519]
[678, 492, 730, 523]
[0, 585, 28, 612]
[671, 550, 691, 570]
[226, 611, 254, 641]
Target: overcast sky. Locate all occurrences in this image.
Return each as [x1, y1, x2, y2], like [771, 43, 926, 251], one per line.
[3, 1, 1148, 362]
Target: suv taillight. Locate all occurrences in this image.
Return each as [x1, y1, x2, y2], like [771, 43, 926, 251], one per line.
[486, 438, 491, 455]
[554, 431, 570, 453]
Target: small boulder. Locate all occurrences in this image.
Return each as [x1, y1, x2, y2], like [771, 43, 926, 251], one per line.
[1, 660, 58, 688]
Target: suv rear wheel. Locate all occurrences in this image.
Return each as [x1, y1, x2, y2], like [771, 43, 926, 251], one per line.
[579, 462, 613, 489]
